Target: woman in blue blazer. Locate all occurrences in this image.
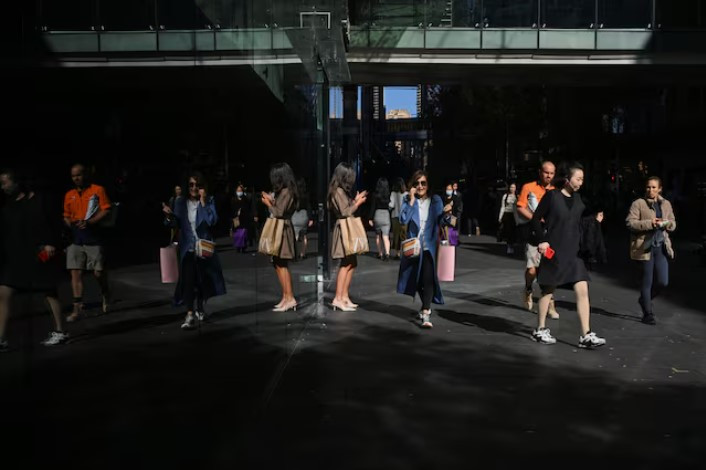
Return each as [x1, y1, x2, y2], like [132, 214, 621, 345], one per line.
[163, 171, 226, 330]
[397, 170, 452, 328]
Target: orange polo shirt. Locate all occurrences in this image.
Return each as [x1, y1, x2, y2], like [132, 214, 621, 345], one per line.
[517, 181, 554, 212]
[63, 184, 111, 222]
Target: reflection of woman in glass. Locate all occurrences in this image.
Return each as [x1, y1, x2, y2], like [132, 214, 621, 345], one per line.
[261, 163, 299, 312]
[163, 171, 225, 329]
[530, 163, 605, 348]
[626, 176, 676, 325]
[397, 170, 452, 329]
[329, 163, 367, 311]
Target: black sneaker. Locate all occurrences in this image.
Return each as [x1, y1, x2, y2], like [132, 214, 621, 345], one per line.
[641, 314, 656, 325]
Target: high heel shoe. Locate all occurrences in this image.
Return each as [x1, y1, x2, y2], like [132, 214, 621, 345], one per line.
[331, 300, 356, 312]
[344, 300, 359, 308]
[273, 299, 297, 312]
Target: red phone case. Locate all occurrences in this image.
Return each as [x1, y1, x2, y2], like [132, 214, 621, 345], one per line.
[544, 247, 555, 259]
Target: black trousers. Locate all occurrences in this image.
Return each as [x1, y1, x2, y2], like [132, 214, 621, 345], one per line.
[418, 251, 435, 310]
[182, 253, 204, 312]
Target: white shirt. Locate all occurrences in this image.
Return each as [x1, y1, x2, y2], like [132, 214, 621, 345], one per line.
[418, 197, 431, 244]
[187, 199, 199, 239]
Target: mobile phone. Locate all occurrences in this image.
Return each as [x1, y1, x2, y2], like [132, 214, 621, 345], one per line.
[544, 246, 555, 259]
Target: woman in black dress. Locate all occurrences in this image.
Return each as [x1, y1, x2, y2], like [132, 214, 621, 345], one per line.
[0, 169, 68, 351]
[530, 163, 606, 349]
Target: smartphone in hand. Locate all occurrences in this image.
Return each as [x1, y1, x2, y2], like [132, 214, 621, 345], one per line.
[544, 246, 555, 259]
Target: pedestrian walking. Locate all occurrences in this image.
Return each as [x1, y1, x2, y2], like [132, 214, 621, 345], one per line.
[329, 163, 367, 311]
[231, 183, 254, 253]
[389, 177, 406, 259]
[291, 177, 314, 260]
[0, 169, 68, 351]
[497, 182, 518, 255]
[63, 164, 112, 322]
[517, 161, 559, 317]
[368, 177, 392, 260]
[530, 162, 606, 348]
[162, 171, 226, 329]
[397, 170, 452, 329]
[626, 177, 676, 325]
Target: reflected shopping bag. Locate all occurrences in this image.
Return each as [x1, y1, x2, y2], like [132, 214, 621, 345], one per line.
[233, 227, 248, 248]
[340, 217, 370, 256]
[437, 242, 455, 282]
[258, 217, 284, 256]
[160, 244, 179, 283]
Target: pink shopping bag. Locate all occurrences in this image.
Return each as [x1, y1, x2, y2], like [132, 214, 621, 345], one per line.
[160, 244, 179, 283]
[437, 243, 455, 282]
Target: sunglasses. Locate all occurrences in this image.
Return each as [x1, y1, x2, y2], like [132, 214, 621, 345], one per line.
[413, 180, 428, 188]
[189, 182, 201, 188]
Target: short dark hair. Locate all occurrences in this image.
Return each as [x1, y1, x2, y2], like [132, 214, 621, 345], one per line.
[552, 162, 584, 188]
[646, 176, 663, 188]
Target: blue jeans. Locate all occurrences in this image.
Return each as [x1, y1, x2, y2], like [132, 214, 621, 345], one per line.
[639, 245, 669, 315]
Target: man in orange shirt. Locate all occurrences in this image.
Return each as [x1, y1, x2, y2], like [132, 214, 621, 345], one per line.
[63, 164, 112, 321]
[516, 161, 559, 317]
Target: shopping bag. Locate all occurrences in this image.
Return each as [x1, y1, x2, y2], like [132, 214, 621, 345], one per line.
[448, 227, 459, 246]
[195, 239, 215, 259]
[339, 217, 370, 256]
[233, 227, 248, 248]
[437, 243, 455, 282]
[160, 244, 179, 283]
[401, 237, 421, 258]
[258, 217, 284, 256]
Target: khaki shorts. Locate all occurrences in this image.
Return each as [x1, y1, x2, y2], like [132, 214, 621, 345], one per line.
[66, 244, 105, 271]
[525, 244, 541, 269]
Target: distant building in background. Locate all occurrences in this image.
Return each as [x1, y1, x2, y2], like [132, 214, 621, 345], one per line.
[386, 109, 412, 120]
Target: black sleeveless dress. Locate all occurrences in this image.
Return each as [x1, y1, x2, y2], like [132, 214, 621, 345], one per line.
[531, 190, 590, 287]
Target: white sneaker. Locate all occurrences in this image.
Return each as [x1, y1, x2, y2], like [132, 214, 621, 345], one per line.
[579, 331, 606, 349]
[41, 331, 69, 346]
[195, 310, 207, 321]
[181, 313, 196, 330]
[421, 311, 433, 329]
[531, 327, 556, 345]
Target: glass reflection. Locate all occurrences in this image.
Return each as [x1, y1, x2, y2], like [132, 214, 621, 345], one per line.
[598, 0, 651, 28]
[368, 0, 425, 27]
[541, 0, 595, 28]
[40, 0, 96, 30]
[156, 0, 199, 29]
[99, 0, 155, 31]
[657, 0, 706, 29]
[482, 0, 538, 28]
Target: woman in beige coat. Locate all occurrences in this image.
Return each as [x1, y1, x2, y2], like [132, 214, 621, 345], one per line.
[626, 176, 676, 325]
[328, 163, 367, 311]
[261, 163, 299, 312]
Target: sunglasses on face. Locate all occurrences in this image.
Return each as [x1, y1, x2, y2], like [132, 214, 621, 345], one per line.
[189, 182, 201, 188]
[414, 180, 428, 188]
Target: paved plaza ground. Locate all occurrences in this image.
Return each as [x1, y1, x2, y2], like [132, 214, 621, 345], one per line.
[2, 232, 704, 469]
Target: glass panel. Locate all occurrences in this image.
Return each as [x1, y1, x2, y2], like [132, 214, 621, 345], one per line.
[656, 0, 706, 29]
[40, 0, 96, 30]
[369, 0, 425, 27]
[598, 0, 651, 28]
[541, 0, 595, 28]
[200, 0, 234, 29]
[99, 0, 155, 30]
[272, 0, 342, 28]
[350, 0, 372, 26]
[482, 0, 538, 28]
[156, 0, 201, 29]
[451, 0, 482, 27]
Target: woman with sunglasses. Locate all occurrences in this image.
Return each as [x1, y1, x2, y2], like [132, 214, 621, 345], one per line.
[163, 171, 226, 330]
[397, 170, 452, 328]
[328, 162, 367, 311]
[261, 163, 299, 312]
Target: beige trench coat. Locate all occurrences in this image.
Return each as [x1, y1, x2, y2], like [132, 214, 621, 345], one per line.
[625, 196, 676, 261]
[330, 188, 358, 260]
[269, 188, 297, 260]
